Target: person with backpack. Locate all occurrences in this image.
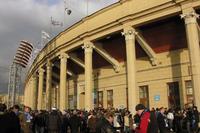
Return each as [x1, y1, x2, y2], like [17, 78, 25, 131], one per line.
[135, 104, 158, 133]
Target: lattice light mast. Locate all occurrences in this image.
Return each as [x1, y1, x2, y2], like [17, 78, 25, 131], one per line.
[7, 40, 33, 107]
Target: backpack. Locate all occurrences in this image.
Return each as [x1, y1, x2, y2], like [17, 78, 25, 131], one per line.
[147, 111, 159, 133]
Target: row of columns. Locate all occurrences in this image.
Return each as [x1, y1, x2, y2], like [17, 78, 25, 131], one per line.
[28, 30, 137, 112]
[35, 53, 69, 111]
[28, 42, 97, 111]
[27, 8, 200, 112]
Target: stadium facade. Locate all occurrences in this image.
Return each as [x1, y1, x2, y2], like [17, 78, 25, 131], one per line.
[24, 0, 200, 112]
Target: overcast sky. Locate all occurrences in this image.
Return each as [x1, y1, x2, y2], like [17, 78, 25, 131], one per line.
[0, 0, 118, 93]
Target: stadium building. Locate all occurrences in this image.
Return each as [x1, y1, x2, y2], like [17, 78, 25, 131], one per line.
[24, 0, 200, 112]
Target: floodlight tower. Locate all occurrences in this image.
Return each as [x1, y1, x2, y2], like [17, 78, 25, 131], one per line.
[7, 40, 33, 107]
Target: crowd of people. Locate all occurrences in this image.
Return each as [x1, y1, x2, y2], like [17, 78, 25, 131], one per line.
[134, 104, 200, 133]
[0, 102, 199, 133]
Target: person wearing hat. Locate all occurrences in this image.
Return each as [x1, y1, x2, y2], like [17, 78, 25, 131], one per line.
[135, 104, 150, 133]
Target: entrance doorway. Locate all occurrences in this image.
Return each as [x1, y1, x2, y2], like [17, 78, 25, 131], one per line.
[167, 82, 181, 109]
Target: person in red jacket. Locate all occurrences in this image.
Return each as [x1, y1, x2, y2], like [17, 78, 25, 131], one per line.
[135, 104, 150, 133]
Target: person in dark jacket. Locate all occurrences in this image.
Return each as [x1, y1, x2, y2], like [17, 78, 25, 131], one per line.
[88, 111, 97, 133]
[0, 103, 10, 133]
[9, 105, 21, 133]
[96, 111, 116, 133]
[69, 110, 81, 133]
[181, 110, 190, 133]
[61, 111, 70, 133]
[157, 107, 169, 133]
[46, 108, 62, 133]
[174, 110, 183, 133]
[34, 110, 46, 133]
[193, 106, 199, 132]
[0, 104, 21, 133]
[80, 111, 87, 133]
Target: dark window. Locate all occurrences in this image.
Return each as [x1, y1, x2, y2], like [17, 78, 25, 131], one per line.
[139, 85, 149, 108]
[98, 91, 103, 108]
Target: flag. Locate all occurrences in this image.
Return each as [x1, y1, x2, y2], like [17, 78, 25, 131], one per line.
[41, 30, 50, 39]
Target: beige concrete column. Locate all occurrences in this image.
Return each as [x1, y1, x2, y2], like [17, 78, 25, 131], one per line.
[37, 68, 44, 110]
[46, 61, 52, 111]
[82, 42, 94, 110]
[123, 26, 137, 113]
[59, 53, 69, 111]
[30, 74, 37, 110]
[182, 10, 200, 109]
